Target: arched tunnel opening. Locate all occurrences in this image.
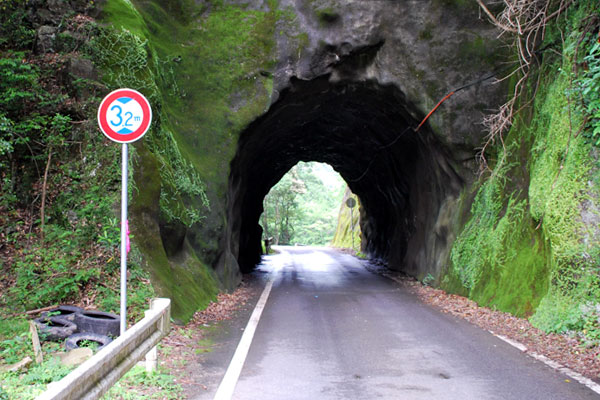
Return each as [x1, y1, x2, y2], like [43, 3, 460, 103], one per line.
[226, 76, 464, 276]
[260, 161, 346, 247]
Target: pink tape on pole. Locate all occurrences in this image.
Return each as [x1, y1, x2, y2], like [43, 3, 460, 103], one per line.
[126, 219, 131, 254]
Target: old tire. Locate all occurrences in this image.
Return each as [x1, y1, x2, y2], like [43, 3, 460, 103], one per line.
[33, 316, 77, 341]
[64, 333, 112, 351]
[73, 310, 120, 337]
[40, 305, 83, 322]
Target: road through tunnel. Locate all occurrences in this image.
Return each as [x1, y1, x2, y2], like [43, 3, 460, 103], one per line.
[225, 76, 463, 279]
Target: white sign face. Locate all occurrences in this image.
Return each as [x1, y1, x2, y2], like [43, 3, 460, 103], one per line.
[106, 97, 145, 135]
[98, 88, 152, 144]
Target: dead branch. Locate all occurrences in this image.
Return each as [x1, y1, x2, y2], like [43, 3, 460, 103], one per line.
[40, 147, 52, 241]
[476, 0, 574, 35]
[475, 0, 576, 170]
[5, 304, 62, 318]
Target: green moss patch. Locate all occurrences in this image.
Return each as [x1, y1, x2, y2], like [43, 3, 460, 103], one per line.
[445, 2, 600, 339]
[331, 190, 361, 250]
[95, 0, 287, 320]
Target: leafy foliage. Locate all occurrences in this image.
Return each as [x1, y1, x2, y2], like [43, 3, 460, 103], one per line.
[152, 128, 211, 227]
[447, 2, 600, 341]
[0, 9, 157, 326]
[87, 26, 160, 101]
[0, 357, 74, 399]
[102, 365, 182, 400]
[86, 16, 211, 227]
[0, 52, 72, 207]
[0, 330, 30, 365]
[576, 36, 600, 146]
[262, 166, 304, 244]
[262, 162, 345, 246]
[0, 1, 36, 50]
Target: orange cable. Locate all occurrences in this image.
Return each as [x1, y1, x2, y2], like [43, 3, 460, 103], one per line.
[415, 91, 455, 132]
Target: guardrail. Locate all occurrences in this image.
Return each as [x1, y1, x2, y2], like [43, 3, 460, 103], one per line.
[36, 298, 171, 400]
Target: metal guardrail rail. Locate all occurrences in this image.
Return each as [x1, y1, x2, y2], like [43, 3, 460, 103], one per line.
[36, 298, 171, 400]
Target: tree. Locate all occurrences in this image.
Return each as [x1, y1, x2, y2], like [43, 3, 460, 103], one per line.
[261, 167, 305, 245]
[261, 162, 345, 246]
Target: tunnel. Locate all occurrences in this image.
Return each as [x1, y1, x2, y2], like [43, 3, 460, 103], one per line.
[226, 75, 464, 277]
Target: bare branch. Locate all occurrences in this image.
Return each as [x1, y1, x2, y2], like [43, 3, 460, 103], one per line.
[475, 0, 575, 169]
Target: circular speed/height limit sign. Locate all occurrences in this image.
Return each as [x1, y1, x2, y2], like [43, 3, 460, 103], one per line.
[98, 88, 152, 143]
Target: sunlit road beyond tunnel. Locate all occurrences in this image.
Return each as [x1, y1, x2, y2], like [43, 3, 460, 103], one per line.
[195, 247, 599, 400]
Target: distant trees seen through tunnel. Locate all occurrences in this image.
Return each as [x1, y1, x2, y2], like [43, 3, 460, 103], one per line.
[260, 162, 345, 246]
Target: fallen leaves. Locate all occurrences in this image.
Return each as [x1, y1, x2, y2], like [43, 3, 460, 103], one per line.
[395, 274, 600, 380]
[158, 280, 257, 397]
[191, 285, 254, 327]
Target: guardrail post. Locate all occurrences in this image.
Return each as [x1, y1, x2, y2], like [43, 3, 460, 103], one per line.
[144, 298, 171, 373]
[153, 297, 171, 334]
[145, 344, 158, 373]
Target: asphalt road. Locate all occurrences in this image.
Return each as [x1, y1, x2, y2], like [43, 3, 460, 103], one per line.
[195, 246, 599, 400]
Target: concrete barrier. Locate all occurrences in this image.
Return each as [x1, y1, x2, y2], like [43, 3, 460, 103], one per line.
[36, 298, 171, 400]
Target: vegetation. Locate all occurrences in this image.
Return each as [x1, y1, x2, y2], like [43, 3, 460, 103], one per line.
[0, 0, 306, 394]
[330, 188, 361, 251]
[0, 8, 155, 318]
[261, 162, 345, 246]
[0, 0, 599, 396]
[446, 0, 600, 342]
[102, 364, 182, 400]
[577, 30, 600, 147]
[0, 357, 74, 399]
[0, 354, 181, 400]
[95, 0, 303, 313]
[0, 1, 197, 396]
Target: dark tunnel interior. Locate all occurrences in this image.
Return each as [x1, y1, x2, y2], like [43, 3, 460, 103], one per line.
[227, 76, 463, 274]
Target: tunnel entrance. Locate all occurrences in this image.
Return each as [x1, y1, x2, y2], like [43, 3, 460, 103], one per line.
[260, 161, 346, 247]
[226, 76, 463, 276]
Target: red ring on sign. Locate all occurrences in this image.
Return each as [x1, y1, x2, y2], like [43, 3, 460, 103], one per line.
[98, 89, 152, 143]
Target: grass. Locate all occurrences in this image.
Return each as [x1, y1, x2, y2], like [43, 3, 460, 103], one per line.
[0, 357, 74, 399]
[0, 359, 182, 400]
[102, 365, 182, 400]
[0, 299, 180, 399]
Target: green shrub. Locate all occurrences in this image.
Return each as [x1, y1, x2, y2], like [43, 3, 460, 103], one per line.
[576, 37, 600, 146]
[0, 1, 35, 50]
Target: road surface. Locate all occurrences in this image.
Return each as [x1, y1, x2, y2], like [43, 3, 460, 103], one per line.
[194, 246, 599, 400]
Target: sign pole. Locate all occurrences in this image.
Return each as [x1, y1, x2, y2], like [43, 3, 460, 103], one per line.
[345, 197, 357, 253]
[350, 206, 354, 252]
[98, 88, 152, 336]
[120, 143, 128, 336]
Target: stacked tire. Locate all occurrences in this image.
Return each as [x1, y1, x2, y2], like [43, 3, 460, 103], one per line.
[34, 306, 120, 351]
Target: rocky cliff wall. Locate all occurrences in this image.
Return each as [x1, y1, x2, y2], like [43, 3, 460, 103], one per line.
[90, 0, 600, 332]
[90, 0, 510, 319]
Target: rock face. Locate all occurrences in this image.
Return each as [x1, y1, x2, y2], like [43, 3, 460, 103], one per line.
[92, 0, 508, 317]
[223, 0, 506, 280]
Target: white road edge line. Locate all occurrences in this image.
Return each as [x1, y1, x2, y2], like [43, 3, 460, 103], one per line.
[491, 331, 600, 395]
[378, 271, 600, 395]
[213, 277, 275, 400]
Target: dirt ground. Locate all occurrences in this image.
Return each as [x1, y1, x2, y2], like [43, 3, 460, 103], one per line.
[158, 277, 259, 398]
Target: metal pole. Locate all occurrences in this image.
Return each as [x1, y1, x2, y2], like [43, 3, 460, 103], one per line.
[350, 206, 354, 252]
[120, 143, 128, 335]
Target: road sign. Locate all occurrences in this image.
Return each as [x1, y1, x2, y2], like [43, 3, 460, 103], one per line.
[98, 88, 152, 144]
[97, 88, 152, 335]
[346, 197, 356, 208]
